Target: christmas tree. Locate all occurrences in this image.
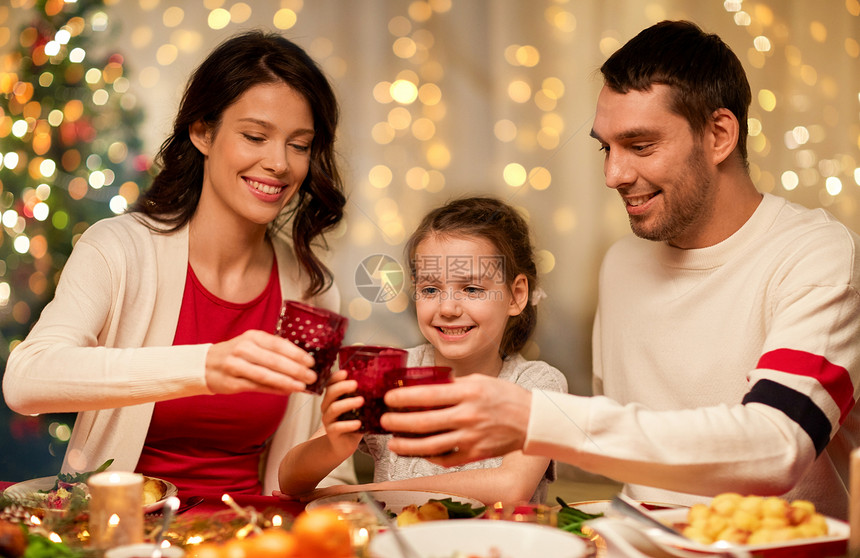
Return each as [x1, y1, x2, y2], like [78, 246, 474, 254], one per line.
[1, 0, 148, 479]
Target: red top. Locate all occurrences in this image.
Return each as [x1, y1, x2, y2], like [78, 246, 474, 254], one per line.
[136, 260, 286, 495]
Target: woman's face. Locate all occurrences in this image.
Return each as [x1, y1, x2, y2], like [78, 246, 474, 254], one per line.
[190, 82, 314, 229]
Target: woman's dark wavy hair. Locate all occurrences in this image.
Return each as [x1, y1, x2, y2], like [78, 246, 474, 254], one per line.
[130, 30, 345, 297]
[600, 20, 752, 169]
[404, 196, 538, 358]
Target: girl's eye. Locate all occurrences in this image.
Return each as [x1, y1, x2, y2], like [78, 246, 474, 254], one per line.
[464, 286, 485, 297]
[418, 286, 439, 297]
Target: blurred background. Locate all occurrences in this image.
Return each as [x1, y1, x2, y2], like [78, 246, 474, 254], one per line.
[1, 0, 858, 489]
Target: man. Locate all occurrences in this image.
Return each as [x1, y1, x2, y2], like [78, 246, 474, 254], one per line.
[382, 20, 860, 519]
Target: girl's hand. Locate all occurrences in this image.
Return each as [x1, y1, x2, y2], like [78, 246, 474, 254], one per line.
[320, 370, 364, 458]
[204, 330, 316, 395]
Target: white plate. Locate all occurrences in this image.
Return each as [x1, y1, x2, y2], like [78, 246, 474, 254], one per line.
[370, 519, 590, 558]
[3, 475, 178, 514]
[567, 499, 687, 516]
[628, 508, 848, 556]
[105, 543, 185, 558]
[306, 489, 486, 514]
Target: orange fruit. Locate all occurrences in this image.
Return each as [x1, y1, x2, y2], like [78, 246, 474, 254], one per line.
[221, 538, 250, 558]
[187, 542, 224, 558]
[243, 528, 298, 558]
[290, 508, 353, 557]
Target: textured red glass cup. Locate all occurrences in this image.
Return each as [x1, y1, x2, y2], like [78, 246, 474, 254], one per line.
[337, 345, 408, 433]
[275, 300, 348, 394]
[392, 366, 453, 390]
[386, 366, 453, 438]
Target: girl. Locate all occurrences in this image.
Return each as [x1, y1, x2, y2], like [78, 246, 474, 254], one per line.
[4, 31, 356, 495]
[278, 197, 567, 505]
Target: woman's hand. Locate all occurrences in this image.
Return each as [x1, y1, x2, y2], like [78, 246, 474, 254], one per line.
[382, 374, 532, 467]
[204, 329, 316, 394]
[320, 370, 364, 459]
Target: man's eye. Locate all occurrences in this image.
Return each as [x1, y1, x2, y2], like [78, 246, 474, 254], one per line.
[598, 145, 609, 153]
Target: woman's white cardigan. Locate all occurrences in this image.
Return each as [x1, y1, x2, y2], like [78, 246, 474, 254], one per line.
[4, 213, 356, 493]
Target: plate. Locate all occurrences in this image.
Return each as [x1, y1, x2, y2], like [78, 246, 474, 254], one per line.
[566, 499, 687, 516]
[3, 475, 178, 514]
[622, 508, 848, 557]
[306, 489, 486, 514]
[370, 519, 590, 557]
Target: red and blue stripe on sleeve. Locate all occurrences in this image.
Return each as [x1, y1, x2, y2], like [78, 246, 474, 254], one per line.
[742, 348, 855, 456]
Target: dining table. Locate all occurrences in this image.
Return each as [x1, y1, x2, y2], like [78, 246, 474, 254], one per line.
[0, 480, 308, 517]
[0, 478, 319, 558]
[2, 479, 851, 558]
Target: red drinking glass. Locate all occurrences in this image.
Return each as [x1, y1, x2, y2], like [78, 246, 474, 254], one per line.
[337, 345, 408, 433]
[386, 366, 453, 437]
[275, 300, 348, 394]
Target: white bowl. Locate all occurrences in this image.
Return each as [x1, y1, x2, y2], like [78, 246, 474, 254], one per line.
[369, 519, 590, 558]
[104, 543, 185, 558]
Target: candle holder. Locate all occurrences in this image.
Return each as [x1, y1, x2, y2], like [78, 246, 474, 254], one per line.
[87, 471, 144, 550]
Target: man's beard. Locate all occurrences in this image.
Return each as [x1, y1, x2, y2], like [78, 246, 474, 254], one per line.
[629, 143, 714, 244]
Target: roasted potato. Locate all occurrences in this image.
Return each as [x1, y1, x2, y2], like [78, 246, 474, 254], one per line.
[142, 477, 166, 506]
[680, 493, 828, 546]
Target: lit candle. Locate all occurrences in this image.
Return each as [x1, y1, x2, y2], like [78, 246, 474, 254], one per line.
[88, 471, 144, 549]
[851, 448, 860, 554]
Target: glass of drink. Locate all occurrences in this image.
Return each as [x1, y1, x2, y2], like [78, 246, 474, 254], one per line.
[337, 345, 408, 433]
[275, 300, 348, 394]
[386, 366, 453, 437]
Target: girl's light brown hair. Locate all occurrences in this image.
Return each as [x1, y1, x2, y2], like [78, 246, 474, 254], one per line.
[405, 196, 538, 357]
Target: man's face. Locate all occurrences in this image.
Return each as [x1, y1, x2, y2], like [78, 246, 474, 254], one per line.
[590, 84, 718, 249]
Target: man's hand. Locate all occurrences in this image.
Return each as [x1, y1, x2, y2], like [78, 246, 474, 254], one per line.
[381, 374, 532, 466]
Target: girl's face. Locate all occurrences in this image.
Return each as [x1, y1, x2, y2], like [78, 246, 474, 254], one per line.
[190, 82, 314, 230]
[412, 234, 528, 375]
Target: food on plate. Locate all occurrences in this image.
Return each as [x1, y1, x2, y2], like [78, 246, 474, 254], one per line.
[30, 459, 115, 510]
[555, 498, 604, 537]
[679, 493, 829, 545]
[394, 498, 486, 527]
[396, 500, 448, 526]
[35, 483, 89, 511]
[18, 460, 167, 511]
[49, 459, 114, 491]
[142, 477, 167, 506]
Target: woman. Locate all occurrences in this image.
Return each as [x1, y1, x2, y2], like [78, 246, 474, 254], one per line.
[3, 31, 355, 495]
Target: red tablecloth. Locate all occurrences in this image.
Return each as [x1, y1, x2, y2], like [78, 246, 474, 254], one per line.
[173, 491, 305, 517]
